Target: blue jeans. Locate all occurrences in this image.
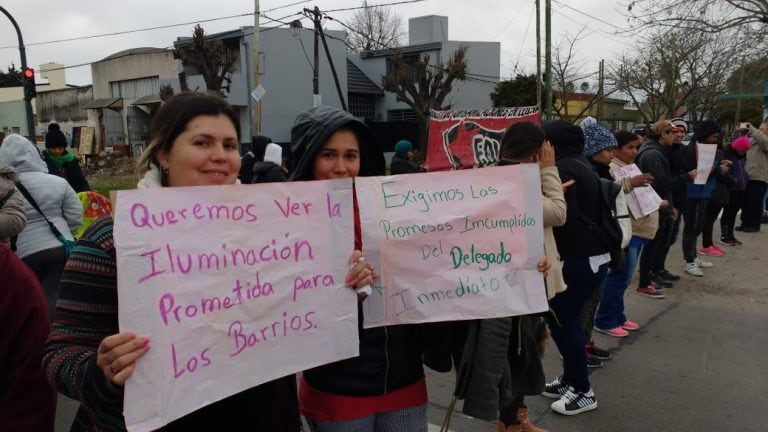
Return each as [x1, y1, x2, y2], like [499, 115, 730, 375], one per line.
[595, 245, 641, 330]
[545, 258, 608, 393]
[305, 404, 427, 432]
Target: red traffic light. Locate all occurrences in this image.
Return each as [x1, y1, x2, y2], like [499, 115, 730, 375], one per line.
[23, 68, 34, 79]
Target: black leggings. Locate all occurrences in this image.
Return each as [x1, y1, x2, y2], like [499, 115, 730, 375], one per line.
[721, 190, 746, 239]
[21, 246, 67, 319]
[702, 201, 723, 248]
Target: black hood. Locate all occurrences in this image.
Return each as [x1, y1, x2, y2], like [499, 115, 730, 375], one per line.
[290, 106, 385, 181]
[543, 120, 585, 160]
[693, 120, 721, 143]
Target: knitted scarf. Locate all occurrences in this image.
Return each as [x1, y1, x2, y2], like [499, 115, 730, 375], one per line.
[44, 149, 75, 167]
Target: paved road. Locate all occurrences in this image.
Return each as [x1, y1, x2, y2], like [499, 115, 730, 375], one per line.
[56, 229, 768, 431]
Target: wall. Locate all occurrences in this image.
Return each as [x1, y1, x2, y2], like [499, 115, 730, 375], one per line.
[0, 100, 29, 137]
[91, 49, 179, 99]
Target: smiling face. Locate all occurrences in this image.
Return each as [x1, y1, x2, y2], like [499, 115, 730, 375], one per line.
[673, 127, 685, 144]
[312, 129, 361, 180]
[156, 114, 240, 187]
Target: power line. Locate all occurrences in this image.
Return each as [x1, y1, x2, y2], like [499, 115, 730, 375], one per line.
[512, 5, 535, 75]
[322, 0, 427, 13]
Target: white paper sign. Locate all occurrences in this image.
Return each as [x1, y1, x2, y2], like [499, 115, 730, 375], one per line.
[114, 180, 358, 431]
[355, 164, 548, 328]
[610, 163, 662, 218]
[694, 142, 717, 185]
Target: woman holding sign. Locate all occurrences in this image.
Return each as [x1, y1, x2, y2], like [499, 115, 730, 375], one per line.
[43, 92, 348, 431]
[290, 106, 430, 432]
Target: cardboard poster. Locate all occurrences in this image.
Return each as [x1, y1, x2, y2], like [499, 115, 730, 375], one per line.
[610, 163, 662, 218]
[694, 142, 717, 185]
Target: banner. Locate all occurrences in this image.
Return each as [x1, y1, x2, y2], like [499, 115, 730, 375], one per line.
[355, 164, 548, 328]
[610, 163, 662, 218]
[425, 107, 540, 172]
[114, 180, 358, 431]
[694, 142, 717, 185]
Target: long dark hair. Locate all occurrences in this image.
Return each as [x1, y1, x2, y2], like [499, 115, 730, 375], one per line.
[136, 92, 240, 180]
[497, 122, 545, 165]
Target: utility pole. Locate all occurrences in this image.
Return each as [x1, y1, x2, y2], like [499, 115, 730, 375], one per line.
[305, 7, 347, 110]
[544, 0, 552, 120]
[309, 7, 321, 107]
[0, 6, 35, 141]
[597, 59, 604, 121]
[536, 0, 542, 114]
[251, 0, 261, 136]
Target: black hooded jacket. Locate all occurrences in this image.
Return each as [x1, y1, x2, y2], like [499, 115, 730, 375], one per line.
[290, 106, 421, 396]
[543, 121, 608, 259]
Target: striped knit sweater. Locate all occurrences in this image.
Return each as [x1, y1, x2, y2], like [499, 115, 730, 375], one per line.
[42, 215, 302, 431]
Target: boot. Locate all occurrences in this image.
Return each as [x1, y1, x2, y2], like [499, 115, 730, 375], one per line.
[516, 406, 549, 432]
[496, 420, 521, 432]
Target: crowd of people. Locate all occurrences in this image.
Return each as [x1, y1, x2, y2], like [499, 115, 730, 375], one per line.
[1, 90, 767, 432]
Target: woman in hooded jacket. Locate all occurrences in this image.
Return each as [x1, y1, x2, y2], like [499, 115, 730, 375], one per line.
[0, 134, 81, 318]
[0, 164, 26, 249]
[290, 105, 427, 432]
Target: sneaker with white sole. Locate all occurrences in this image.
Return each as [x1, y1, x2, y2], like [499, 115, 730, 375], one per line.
[551, 388, 598, 415]
[685, 262, 704, 277]
[694, 257, 713, 268]
[542, 376, 570, 399]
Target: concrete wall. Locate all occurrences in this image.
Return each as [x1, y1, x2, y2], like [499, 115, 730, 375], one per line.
[91, 50, 179, 99]
[0, 100, 29, 137]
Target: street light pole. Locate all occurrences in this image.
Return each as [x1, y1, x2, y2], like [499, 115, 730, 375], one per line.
[544, 0, 553, 121]
[0, 5, 35, 141]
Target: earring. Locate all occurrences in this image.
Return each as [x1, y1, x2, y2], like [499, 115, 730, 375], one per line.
[162, 166, 169, 175]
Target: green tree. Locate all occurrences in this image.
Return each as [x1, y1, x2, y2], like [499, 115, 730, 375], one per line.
[0, 64, 22, 88]
[381, 46, 468, 152]
[714, 58, 768, 127]
[490, 74, 537, 107]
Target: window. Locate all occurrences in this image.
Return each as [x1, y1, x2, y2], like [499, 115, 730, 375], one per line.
[386, 53, 421, 82]
[348, 96, 375, 121]
[110, 77, 160, 99]
[387, 109, 418, 122]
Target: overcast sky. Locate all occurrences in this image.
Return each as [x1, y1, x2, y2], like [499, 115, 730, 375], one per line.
[1, 0, 640, 89]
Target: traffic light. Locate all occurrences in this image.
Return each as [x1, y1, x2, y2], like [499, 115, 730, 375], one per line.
[22, 68, 35, 100]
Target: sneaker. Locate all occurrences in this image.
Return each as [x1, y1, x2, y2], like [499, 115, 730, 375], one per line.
[685, 262, 704, 276]
[594, 326, 629, 338]
[651, 274, 674, 288]
[636, 285, 666, 298]
[585, 342, 612, 360]
[658, 269, 681, 281]
[586, 354, 603, 368]
[713, 245, 726, 254]
[719, 237, 738, 246]
[542, 376, 570, 399]
[694, 257, 714, 268]
[622, 320, 640, 331]
[732, 237, 743, 245]
[698, 245, 724, 257]
[551, 388, 598, 415]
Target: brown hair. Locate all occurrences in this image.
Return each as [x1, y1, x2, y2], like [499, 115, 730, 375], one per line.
[648, 119, 674, 140]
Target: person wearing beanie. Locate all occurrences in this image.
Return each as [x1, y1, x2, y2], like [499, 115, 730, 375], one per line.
[390, 139, 418, 174]
[720, 136, 751, 245]
[654, 117, 689, 287]
[238, 135, 273, 184]
[635, 120, 694, 296]
[540, 120, 606, 416]
[43, 123, 91, 193]
[679, 119, 731, 274]
[250, 142, 288, 184]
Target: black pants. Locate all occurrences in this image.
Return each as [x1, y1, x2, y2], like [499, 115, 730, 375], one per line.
[721, 190, 746, 239]
[22, 246, 67, 319]
[682, 199, 707, 262]
[741, 180, 767, 229]
[658, 203, 683, 273]
[639, 213, 674, 287]
[702, 201, 723, 248]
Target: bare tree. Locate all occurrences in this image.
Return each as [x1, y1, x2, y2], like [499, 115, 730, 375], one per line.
[173, 25, 238, 97]
[625, 0, 768, 33]
[381, 46, 468, 151]
[346, 1, 405, 52]
[551, 29, 588, 120]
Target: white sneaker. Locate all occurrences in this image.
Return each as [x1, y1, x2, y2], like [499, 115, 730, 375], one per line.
[695, 257, 713, 268]
[685, 262, 704, 277]
[551, 387, 598, 415]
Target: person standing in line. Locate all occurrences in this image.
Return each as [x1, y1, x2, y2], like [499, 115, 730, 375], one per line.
[0, 134, 82, 318]
[42, 92, 358, 431]
[0, 246, 57, 432]
[250, 142, 288, 183]
[737, 120, 768, 232]
[720, 136, 750, 245]
[390, 139, 419, 174]
[540, 120, 608, 416]
[635, 120, 694, 295]
[290, 105, 431, 432]
[42, 123, 91, 192]
[238, 134, 273, 184]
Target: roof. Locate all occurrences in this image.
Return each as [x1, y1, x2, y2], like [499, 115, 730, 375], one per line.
[131, 94, 162, 105]
[347, 60, 384, 96]
[360, 42, 442, 59]
[100, 48, 169, 62]
[82, 97, 122, 109]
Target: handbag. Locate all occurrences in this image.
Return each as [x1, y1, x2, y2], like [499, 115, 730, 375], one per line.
[15, 182, 76, 256]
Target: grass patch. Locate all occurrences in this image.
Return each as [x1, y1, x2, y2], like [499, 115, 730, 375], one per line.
[89, 174, 136, 197]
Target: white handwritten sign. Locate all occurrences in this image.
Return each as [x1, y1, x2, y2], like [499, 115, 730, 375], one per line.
[356, 164, 548, 328]
[610, 163, 662, 218]
[694, 142, 717, 185]
[114, 179, 358, 431]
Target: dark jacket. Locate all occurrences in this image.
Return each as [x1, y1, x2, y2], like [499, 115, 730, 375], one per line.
[43, 151, 91, 193]
[636, 138, 688, 213]
[238, 152, 257, 184]
[250, 161, 287, 183]
[543, 120, 608, 259]
[667, 143, 687, 209]
[290, 106, 421, 395]
[390, 153, 418, 175]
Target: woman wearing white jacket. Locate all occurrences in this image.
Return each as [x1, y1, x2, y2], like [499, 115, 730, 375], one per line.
[0, 134, 81, 317]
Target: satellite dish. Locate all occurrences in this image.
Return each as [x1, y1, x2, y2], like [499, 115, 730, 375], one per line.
[580, 82, 590, 92]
